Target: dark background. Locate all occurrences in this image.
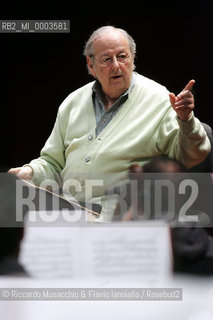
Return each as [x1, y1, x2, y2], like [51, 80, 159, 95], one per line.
[1, 1, 213, 170]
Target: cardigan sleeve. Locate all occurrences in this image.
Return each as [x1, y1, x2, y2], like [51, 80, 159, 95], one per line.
[155, 109, 211, 168]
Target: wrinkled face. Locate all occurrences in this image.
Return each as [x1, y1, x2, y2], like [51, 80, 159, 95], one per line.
[86, 30, 134, 99]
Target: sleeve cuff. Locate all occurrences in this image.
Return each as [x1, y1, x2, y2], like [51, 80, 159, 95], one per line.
[177, 112, 196, 134]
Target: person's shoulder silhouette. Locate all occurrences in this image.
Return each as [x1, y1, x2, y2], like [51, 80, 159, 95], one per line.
[0, 173, 29, 276]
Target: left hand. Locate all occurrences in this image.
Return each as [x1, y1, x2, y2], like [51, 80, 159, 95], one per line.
[169, 80, 195, 121]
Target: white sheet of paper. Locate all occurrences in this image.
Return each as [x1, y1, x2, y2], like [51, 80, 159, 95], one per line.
[1, 276, 213, 320]
[19, 211, 172, 282]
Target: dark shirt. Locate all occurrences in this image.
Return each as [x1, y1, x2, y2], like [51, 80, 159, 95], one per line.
[92, 72, 136, 136]
[0, 256, 29, 277]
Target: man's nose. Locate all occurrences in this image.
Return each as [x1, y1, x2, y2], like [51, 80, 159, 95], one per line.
[111, 56, 120, 68]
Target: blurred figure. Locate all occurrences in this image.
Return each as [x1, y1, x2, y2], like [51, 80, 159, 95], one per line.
[0, 173, 28, 276]
[117, 155, 186, 221]
[114, 155, 213, 275]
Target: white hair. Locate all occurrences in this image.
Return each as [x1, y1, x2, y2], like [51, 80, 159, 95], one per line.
[83, 26, 136, 58]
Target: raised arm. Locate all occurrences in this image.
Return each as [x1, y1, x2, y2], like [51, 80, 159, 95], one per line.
[169, 79, 195, 121]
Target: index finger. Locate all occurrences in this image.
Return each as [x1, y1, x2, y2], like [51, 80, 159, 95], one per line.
[183, 79, 195, 92]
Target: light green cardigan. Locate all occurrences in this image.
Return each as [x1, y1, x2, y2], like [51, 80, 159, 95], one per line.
[27, 73, 210, 220]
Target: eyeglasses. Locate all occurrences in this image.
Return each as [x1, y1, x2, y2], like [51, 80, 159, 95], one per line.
[91, 53, 130, 67]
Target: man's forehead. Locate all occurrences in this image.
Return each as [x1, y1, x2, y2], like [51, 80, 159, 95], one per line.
[92, 30, 130, 53]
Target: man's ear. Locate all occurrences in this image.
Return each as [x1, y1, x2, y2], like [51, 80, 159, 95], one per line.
[86, 56, 96, 77]
[129, 164, 143, 173]
[128, 163, 143, 180]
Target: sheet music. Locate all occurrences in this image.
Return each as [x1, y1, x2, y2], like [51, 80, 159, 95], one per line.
[19, 212, 172, 282]
[19, 228, 79, 279]
[79, 225, 172, 281]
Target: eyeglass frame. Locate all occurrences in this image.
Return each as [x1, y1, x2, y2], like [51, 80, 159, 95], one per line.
[89, 53, 130, 67]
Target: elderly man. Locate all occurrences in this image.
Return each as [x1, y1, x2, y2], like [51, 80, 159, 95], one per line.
[9, 26, 210, 221]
